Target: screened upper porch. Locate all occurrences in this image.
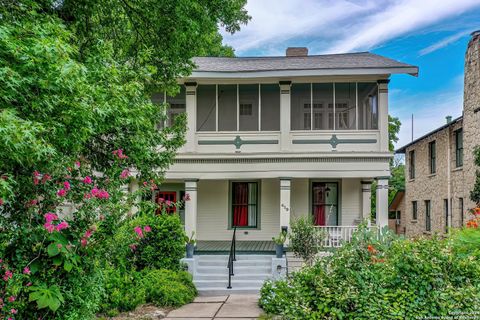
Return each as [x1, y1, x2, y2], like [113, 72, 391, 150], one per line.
[152, 82, 380, 132]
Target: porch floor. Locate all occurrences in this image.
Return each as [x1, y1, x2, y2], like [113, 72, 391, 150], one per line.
[195, 240, 275, 254]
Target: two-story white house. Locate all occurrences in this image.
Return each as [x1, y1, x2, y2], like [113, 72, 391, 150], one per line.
[152, 47, 418, 249]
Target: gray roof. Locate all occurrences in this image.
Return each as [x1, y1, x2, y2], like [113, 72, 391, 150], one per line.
[192, 52, 418, 74]
[395, 116, 463, 154]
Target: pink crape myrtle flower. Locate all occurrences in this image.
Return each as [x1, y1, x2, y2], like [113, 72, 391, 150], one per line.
[112, 149, 128, 159]
[10, 309, 17, 314]
[7, 296, 15, 303]
[63, 181, 71, 191]
[134, 226, 143, 238]
[0, 198, 3, 206]
[23, 267, 30, 275]
[129, 244, 137, 251]
[81, 238, 88, 247]
[3, 270, 13, 281]
[75, 161, 81, 168]
[120, 169, 130, 179]
[44, 222, 55, 233]
[183, 193, 191, 201]
[84, 229, 93, 239]
[55, 221, 69, 232]
[83, 176, 93, 184]
[57, 189, 67, 197]
[144, 226, 152, 233]
[44, 213, 58, 223]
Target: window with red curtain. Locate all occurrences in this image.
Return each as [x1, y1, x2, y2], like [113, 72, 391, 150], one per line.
[232, 182, 258, 228]
[312, 182, 338, 226]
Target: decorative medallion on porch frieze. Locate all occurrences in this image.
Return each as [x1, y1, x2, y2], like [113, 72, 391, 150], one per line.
[292, 135, 377, 148]
[198, 135, 279, 150]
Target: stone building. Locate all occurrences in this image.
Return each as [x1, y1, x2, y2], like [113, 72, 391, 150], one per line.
[396, 31, 480, 237]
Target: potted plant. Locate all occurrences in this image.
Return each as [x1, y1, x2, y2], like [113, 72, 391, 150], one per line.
[272, 231, 287, 258]
[185, 231, 196, 258]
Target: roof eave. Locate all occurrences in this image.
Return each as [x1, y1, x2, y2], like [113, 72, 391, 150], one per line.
[188, 67, 418, 79]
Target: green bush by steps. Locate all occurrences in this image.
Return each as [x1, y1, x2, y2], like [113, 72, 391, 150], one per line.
[100, 267, 196, 315]
[110, 212, 186, 271]
[260, 225, 480, 319]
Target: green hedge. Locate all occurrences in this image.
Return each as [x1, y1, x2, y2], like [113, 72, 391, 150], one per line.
[260, 225, 480, 319]
[112, 212, 185, 271]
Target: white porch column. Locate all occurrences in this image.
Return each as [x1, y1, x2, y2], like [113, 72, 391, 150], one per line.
[361, 180, 373, 224]
[279, 81, 292, 151]
[375, 178, 389, 228]
[184, 179, 198, 238]
[280, 178, 291, 234]
[377, 80, 390, 152]
[184, 82, 197, 152]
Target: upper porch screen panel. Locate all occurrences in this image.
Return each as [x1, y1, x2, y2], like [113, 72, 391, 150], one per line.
[239, 84, 259, 131]
[358, 83, 378, 130]
[261, 84, 280, 131]
[197, 85, 216, 131]
[218, 85, 237, 131]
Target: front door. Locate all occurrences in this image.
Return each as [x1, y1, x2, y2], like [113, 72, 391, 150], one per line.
[156, 191, 177, 214]
[312, 182, 338, 226]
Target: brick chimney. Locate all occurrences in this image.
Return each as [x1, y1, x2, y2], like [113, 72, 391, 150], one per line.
[286, 47, 308, 57]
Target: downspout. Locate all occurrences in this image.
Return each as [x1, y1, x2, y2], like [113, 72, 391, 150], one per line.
[447, 121, 452, 231]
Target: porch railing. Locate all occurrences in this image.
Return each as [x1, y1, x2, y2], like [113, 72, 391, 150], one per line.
[315, 226, 360, 248]
[226, 226, 236, 289]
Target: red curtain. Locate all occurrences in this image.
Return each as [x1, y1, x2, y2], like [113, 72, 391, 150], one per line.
[314, 205, 325, 226]
[313, 185, 326, 226]
[233, 183, 248, 226]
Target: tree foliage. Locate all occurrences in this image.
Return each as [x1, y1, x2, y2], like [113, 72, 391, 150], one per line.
[471, 147, 480, 205]
[3, 0, 249, 92]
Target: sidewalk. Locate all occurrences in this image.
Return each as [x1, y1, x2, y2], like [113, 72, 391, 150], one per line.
[165, 294, 262, 319]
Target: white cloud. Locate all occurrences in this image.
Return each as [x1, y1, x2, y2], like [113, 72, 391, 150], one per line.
[223, 0, 480, 55]
[418, 30, 471, 56]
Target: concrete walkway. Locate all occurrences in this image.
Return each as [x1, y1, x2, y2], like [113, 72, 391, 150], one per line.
[164, 294, 262, 320]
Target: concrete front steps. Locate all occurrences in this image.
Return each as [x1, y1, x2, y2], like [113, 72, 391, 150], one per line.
[193, 254, 276, 296]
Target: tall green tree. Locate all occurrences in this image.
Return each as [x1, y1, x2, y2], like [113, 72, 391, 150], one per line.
[20, 0, 249, 91]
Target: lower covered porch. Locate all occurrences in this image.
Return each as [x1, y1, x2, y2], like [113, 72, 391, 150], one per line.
[157, 177, 388, 248]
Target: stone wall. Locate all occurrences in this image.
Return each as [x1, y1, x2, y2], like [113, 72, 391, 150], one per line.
[463, 31, 480, 211]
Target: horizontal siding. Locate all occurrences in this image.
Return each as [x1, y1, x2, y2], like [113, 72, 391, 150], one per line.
[196, 178, 363, 241]
[197, 179, 279, 241]
[341, 178, 362, 225]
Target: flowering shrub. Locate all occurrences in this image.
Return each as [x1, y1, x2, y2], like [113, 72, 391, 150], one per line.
[0, 150, 150, 319]
[260, 225, 480, 319]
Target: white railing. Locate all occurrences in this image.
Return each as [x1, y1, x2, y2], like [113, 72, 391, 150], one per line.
[315, 226, 360, 248]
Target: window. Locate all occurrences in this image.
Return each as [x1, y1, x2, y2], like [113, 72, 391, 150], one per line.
[428, 141, 436, 174]
[155, 191, 177, 214]
[444, 199, 449, 232]
[425, 200, 431, 232]
[409, 150, 416, 180]
[412, 201, 418, 220]
[455, 129, 463, 167]
[312, 182, 338, 226]
[459, 198, 464, 226]
[240, 104, 253, 116]
[231, 182, 258, 228]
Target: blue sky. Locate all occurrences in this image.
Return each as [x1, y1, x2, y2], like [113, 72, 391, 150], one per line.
[221, 0, 480, 148]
